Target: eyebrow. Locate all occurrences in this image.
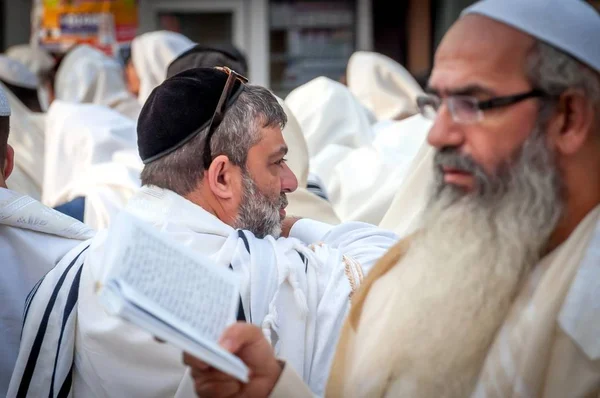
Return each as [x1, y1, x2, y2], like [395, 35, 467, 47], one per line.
[426, 84, 497, 98]
[269, 145, 288, 160]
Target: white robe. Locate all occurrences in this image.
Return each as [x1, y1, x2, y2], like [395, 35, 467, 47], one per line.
[284, 77, 375, 191]
[43, 101, 142, 230]
[326, 115, 432, 225]
[346, 51, 424, 121]
[0, 80, 46, 200]
[277, 97, 340, 224]
[71, 186, 398, 397]
[131, 31, 195, 105]
[0, 187, 93, 397]
[54, 45, 141, 120]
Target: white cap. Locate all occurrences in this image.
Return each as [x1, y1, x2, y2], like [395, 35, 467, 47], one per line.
[0, 55, 39, 89]
[462, 0, 600, 73]
[0, 85, 11, 116]
[6, 44, 55, 76]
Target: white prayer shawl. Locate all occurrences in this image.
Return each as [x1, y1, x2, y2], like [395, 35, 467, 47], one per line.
[379, 143, 435, 237]
[1, 188, 93, 397]
[277, 97, 340, 224]
[347, 51, 424, 121]
[54, 45, 141, 120]
[5, 44, 55, 77]
[5, 45, 55, 111]
[43, 101, 141, 230]
[131, 31, 195, 105]
[68, 186, 397, 397]
[326, 115, 432, 225]
[284, 77, 375, 189]
[1, 80, 46, 199]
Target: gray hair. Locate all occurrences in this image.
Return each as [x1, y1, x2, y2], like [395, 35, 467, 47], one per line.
[526, 40, 600, 127]
[140, 84, 287, 195]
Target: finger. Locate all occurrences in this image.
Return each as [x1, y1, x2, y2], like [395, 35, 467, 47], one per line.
[218, 322, 265, 353]
[183, 352, 210, 370]
[195, 380, 242, 398]
[190, 367, 237, 383]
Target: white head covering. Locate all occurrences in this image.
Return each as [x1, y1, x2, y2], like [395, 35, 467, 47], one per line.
[43, 101, 142, 229]
[346, 51, 423, 121]
[327, 115, 432, 225]
[462, 0, 600, 73]
[285, 77, 375, 189]
[0, 62, 46, 199]
[1, 80, 46, 199]
[131, 31, 195, 104]
[0, 55, 38, 90]
[0, 84, 10, 116]
[5, 44, 55, 77]
[54, 45, 141, 120]
[276, 97, 340, 224]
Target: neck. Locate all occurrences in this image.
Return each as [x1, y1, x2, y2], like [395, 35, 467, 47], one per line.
[546, 184, 600, 255]
[184, 188, 236, 228]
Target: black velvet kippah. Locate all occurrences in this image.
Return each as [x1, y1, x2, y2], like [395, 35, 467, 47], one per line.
[137, 67, 245, 164]
[166, 44, 249, 78]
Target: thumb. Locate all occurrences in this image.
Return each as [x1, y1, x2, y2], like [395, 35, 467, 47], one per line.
[218, 322, 263, 353]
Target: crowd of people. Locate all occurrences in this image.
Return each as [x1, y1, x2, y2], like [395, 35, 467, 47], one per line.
[1, 0, 599, 396]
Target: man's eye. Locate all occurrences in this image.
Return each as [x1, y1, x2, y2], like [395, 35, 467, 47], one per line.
[275, 158, 288, 166]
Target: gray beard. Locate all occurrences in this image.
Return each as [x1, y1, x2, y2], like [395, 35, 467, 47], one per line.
[234, 169, 287, 239]
[370, 123, 565, 397]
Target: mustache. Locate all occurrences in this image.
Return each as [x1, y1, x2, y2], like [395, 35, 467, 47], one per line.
[433, 148, 484, 175]
[279, 193, 288, 209]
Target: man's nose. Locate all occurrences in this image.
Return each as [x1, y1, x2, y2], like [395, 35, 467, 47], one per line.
[281, 163, 298, 194]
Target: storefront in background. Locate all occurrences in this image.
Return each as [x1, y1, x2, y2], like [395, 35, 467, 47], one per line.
[138, 0, 372, 92]
[32, 0, 138, 60]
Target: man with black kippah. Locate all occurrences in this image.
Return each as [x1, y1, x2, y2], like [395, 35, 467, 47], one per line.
[9, 66, 398, 397]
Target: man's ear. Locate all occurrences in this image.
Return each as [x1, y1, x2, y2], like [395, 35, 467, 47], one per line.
[548, 90, 595, 156]
[3, 144, 14, 181]
[206, 155, 237, 200]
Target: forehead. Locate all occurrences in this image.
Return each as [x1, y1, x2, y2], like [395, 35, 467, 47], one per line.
[430, 15, 536, 94]
[252, 124, 286, 154]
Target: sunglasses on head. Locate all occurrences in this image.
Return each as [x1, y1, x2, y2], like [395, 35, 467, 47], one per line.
[202, 66, 249, 169]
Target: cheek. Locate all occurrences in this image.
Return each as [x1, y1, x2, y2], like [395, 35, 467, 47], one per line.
[464, 121, 534, 174]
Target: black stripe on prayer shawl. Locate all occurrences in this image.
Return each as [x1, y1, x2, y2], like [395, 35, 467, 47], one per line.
[16, 246, 89, 398]
[57, 362, 74, 398]
[232, 230, 251, 323]
[237, 230, 250, 252]
[49, 265, 83, 398]
[21, 275, 46, 338]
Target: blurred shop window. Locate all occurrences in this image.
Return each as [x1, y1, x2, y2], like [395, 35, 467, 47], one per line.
[158, 12, 233, 45]
[270, 0, 356, 98]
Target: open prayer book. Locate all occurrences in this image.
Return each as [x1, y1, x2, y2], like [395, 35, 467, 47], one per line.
[98, 212, 249, 382]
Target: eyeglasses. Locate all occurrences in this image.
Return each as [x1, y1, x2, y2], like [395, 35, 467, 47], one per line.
[203, 66, 249, 169]
[416, 89, 547, 124]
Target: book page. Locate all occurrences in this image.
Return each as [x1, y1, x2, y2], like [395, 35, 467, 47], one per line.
[106, 212, 240, 342]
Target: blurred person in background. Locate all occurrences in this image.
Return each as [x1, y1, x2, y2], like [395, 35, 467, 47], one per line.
[125, 30, 194, 104]
[6, 44, 56, 111]
[285, 76, 375, 199]
[346, 51, 424, 123]
[0, 84, 93, 397]
[43, 101, 141, 230]
[0, 55, 46, 199]
[182, 0, 600, 397]
[54, 44, 141, 120]
[166, 43, 249, 78]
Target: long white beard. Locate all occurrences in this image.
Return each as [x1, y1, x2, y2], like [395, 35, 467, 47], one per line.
[360, 128, 564, 397]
